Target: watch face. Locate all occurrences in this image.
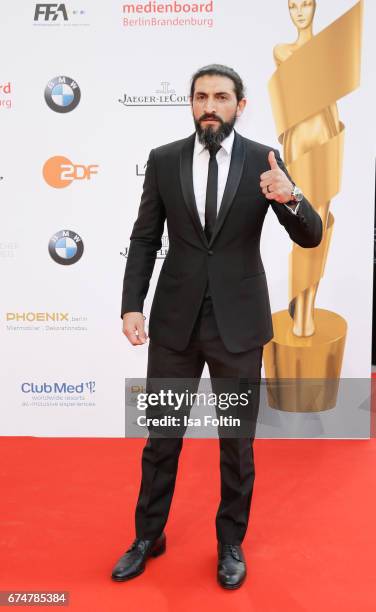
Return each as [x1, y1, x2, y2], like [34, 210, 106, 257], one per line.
[293, 186, 303, 202]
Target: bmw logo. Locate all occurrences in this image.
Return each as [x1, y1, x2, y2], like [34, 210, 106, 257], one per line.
[48, 230, 84, 265]
[44, 76, 81, 113]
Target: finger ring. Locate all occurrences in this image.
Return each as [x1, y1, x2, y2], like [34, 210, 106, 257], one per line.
[266, 184, 271, 193]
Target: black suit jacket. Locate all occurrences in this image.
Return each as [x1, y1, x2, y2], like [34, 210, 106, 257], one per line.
[121, 130, 322, 353]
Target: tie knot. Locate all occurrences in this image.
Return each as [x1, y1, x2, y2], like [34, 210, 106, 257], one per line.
[208, 143, 221, 158]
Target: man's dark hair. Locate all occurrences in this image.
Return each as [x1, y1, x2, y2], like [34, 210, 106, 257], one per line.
[190, 64, 245, 102]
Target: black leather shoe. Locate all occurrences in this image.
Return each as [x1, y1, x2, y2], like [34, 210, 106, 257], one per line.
[111, 533, 166, 581]
[217, 542, 247, 589]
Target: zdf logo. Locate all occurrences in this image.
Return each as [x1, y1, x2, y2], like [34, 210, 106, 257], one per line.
[42, 156, 98, 188]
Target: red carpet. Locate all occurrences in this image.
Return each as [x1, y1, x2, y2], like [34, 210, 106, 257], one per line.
[1, 431, 376, 611]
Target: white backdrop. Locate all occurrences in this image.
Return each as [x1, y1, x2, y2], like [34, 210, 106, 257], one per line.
[0, 0, 374, 437]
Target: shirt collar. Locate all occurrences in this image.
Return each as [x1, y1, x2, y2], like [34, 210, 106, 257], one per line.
[194, 128, 235, 157]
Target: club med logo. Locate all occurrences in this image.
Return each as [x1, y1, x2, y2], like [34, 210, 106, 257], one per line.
[34, 3, 89, 26]
[0, 82, 12, 109]
[21, 381, 96, 393]
[121, 234, 169, 259]
[48, 230, 84, 265]
[119, 81, 189, 107]
[44, 76, 81, 113]
[122, 1, 214, 28]
[43, 156, 98, 188]
[20, 379, 96, 408]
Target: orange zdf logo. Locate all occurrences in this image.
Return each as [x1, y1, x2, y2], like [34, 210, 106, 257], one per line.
[43, 156, 99, 188]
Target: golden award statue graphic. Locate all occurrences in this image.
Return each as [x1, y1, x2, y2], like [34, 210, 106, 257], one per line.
[263, 0, 363, 411]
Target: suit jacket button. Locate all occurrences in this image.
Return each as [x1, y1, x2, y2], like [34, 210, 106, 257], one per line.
[208, 250, 214, 255]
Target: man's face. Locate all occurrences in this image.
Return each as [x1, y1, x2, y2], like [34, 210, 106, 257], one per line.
[191, 74, 246, 148]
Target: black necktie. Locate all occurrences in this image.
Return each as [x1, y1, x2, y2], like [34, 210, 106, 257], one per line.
[204, 143, 221, 243]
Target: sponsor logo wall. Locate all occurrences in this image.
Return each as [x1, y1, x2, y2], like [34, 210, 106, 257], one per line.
[0, 0, 373, 437]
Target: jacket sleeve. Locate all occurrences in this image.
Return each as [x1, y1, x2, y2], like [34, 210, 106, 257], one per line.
[269, 148, 323, 248]
[120, 148, 166, 318]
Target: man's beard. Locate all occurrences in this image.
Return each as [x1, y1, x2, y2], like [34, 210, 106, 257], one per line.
[194, 112, 237, 149]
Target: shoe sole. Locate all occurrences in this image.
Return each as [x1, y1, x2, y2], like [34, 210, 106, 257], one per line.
[111, 541, 166, 582]
[111, 567, 145, 582]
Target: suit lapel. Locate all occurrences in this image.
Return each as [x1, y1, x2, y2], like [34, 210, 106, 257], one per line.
[179, 129, 246, 249]
[179, 132, 209, 248]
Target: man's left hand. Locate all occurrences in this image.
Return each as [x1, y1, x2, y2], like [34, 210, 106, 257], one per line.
[260, 151, 294, 204]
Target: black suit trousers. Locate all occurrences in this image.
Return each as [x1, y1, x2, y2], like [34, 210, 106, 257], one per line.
[134, 292, 263, 545]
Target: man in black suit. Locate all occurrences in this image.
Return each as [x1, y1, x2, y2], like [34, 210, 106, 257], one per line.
[112, 64, 322, 589]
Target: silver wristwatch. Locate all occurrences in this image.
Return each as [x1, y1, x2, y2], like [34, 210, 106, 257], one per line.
[291, 184, 303, 203]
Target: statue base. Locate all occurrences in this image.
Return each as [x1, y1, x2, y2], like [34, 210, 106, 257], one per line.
[263, 309, 347, 412]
